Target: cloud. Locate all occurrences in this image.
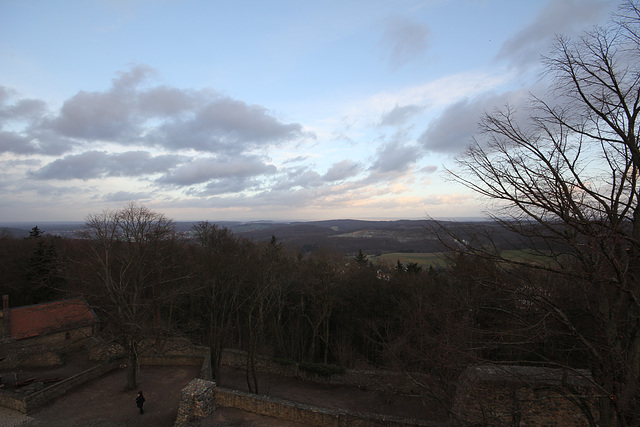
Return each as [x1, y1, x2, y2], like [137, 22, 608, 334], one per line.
[380, 16, 430, 69]
[20, 181, 94, 198]
[199, 176, 261, 196]
[0, 131, 38, 154]
[1, 60, 488, 220]
[496, 0, 611, 69]
[149, 97, 305, 153]
[102, 191, 152, 203]
[323, 159, 361, 182]
[137, 85, 204, 117]
[3, 65, 307, 156]
[236, 186, 319, 209]
[379, 104, 424, 127]
[111, 65, 156, 91]
[423, 193, 473, 206]
[421, 165, 438, 174]
[0, 88, 55, 154]
[46, 67, 155, 141]
[283, 155, 309, 164]
[370, 138, 421, 174]
[158, 155, 277, 186]
[418, 90, 529, 154]
[0, 89, 47, 123]
[268, 166, 324, 192]
[30, 150, 185, 180]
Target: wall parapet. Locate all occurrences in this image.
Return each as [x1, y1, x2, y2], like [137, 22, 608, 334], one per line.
[175, 378, 216, 426]
[452, 364, 601, 426]
[0, 358, 124, 414]
[213, 386, 436, 427]
[221, 349, 426, 395]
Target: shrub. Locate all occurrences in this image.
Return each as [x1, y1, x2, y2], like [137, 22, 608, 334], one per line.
[299, 362, 346, 377]
[273, 357, 295, 366]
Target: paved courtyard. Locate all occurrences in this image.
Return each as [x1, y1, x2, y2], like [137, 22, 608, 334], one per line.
[0, 363, 440, 426]
[2, 365, 199, 426]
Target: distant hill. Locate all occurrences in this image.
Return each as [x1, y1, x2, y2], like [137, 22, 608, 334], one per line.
[1, 218, 526, 257]
[228, 219, 450, 256]
[0, 222, 85, 238]
[225, 219, 542, 256]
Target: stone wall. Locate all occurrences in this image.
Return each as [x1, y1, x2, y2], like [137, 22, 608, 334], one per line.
[213, 386, 435, 427]
[0, 358, 124, 414]
[139, 354, 205, 367]
[0, 326, 94, 370]
[171, 349, 433, 426]
[139, 342, 211, 381]
[86, 337, 212, 381]
[175, 379, 435, 427]
[0, 348, 62, 371]
[452, 365, 601, 426]
[174, 378, 216, 426]
[221, 349, 426, 395]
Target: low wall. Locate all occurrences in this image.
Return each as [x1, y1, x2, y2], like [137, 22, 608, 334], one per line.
[214, 386, 435, 427]
[200, 349, 212, 380]
[139, 355, 204, 366]
[175, 378, 216, 426]
[171, 349, 434, 426]
[0, 386, 27, 413]
[452, 365, 601, 425]
[139, 345, 211, 381]
[221, 349, 426, 395]
[0, 358, 124, 414]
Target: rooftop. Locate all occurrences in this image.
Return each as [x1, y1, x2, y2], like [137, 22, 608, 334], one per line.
[8, 298, 98, 340]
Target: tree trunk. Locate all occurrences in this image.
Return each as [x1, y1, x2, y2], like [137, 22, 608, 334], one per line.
[127, 340, 137, 391]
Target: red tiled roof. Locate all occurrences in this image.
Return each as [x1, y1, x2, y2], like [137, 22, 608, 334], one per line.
[9, 298, 98, 340]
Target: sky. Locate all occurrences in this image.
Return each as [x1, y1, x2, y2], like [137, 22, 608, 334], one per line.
[0, 0, 620, 223]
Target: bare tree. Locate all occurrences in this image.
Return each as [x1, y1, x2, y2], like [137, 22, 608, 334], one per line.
[82, 202, 177, 390]
[447, 2, 640, 425]
[241, 236, 288, 393]
[192, 221, 250, 381]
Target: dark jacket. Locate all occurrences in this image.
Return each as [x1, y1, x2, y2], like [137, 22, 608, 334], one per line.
[136, 393, 145, 408]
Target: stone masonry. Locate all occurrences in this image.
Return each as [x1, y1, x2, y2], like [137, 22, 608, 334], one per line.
[174, 378, 216, 426]
[452, 365, 601, 426]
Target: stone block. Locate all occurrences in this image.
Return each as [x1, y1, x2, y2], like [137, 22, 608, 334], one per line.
[174, 378, 216, 426]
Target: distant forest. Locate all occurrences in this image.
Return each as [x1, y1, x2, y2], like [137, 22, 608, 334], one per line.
[0, 217, 528, 257]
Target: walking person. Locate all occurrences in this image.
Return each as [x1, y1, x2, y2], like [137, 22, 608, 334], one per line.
[135, 391, 145, 414]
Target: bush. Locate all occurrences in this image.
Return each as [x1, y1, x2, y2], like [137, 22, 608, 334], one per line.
[273, 357, 295, 366]
[299, 362, 346, 377]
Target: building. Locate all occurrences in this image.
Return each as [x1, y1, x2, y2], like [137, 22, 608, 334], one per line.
[2, 295, 99, 346]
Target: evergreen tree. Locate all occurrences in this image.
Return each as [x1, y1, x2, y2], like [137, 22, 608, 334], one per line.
[25, 238, 64, 303]
[29, 226, 43, 239]
[354, 249, 368, 265]
[406, 262, 422, 274]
